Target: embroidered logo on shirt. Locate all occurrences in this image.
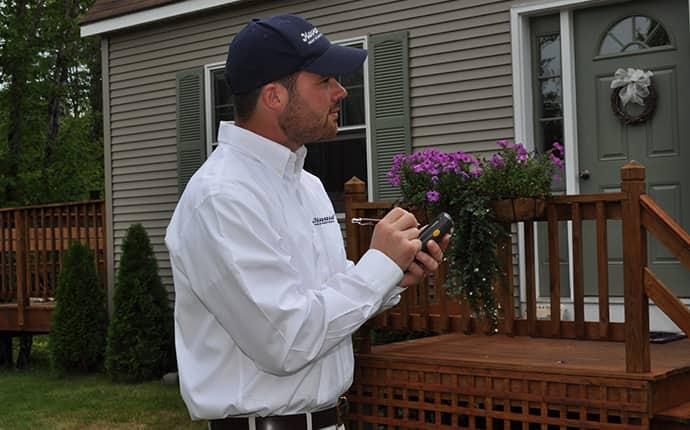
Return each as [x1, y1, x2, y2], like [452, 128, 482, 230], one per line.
[301, 27, 323, 45]
[312, 214, 336, 226]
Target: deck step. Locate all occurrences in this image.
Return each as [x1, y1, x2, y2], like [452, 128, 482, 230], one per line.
[655, 401, 690, 428]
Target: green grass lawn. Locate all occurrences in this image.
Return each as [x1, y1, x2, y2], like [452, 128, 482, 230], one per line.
[0, 336, 206, 430]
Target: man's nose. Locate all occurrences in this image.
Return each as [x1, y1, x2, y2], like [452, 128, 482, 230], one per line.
[331, 79, 347, 100]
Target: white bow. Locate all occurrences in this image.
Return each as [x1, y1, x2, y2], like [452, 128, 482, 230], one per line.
[610, 68, 654, 107]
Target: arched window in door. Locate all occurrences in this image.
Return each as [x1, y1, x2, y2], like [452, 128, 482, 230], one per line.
[599, 15, 671, 55]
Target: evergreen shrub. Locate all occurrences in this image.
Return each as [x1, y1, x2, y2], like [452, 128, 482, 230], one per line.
[106, 223, 173, 382]
[49, 241, 107, 373]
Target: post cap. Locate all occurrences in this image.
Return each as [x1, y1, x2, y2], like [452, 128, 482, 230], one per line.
[621, 160, 645, 181]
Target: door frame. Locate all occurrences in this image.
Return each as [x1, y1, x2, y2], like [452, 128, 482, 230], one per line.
[510, 0, 690, 327]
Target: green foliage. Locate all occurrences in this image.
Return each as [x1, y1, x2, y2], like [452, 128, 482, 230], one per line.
[443, 192, 503, 329]
[477, 141, 564, 199]
[106, 224, 173, 382]
[388, 143, 564, 329]
[388, 149, 504, 328]
[49, 241, 108, 373]
[0, 0, 103, 208]
[0, 337, 202, 430]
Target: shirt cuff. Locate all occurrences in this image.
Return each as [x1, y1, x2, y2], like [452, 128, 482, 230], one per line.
[352, 249, 404, 302]
[381, 288, 405, 311]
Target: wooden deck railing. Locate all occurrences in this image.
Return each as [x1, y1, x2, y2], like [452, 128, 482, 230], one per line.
[345, 162, 690, 373]
[0, 200, 106, 332]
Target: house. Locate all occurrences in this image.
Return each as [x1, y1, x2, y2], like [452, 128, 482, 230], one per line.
[80, 0, 690, 331]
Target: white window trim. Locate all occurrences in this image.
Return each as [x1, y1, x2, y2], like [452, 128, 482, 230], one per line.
[204, 36, 372, 198]
[511, 0, 690, 330]
[204, 60, 227, 157]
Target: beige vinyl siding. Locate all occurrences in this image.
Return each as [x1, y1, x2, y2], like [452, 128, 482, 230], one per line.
[106, 0, 517, 293]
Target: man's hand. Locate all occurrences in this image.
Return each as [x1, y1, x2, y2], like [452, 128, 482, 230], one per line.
[369, 207, 421, 271]
[400, 233, 450, 287]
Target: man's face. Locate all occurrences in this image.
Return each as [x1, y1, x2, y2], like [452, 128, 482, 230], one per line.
[278, 71, 348, 146]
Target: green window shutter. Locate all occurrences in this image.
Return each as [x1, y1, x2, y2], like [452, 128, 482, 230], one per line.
[176, 67, 206, 195]
[369, 31, 411, 201]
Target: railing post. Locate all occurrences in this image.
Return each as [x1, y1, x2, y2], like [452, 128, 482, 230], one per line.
[345, 177, 367, 261]
[14, 210, 27, 329]
[345, 177, 372, 353]
[498, 223, 514, 335]
[621, 161, 650, 373]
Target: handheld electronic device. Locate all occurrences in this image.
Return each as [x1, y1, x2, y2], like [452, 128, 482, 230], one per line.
[419, 212, 453, 253]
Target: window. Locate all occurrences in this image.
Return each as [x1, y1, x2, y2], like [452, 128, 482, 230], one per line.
[599, 15, 671, 56]
[535, 33, 563, 154]
[210, 68, 234, 144]
[207, 38, 369, 212]
[531, 14, 564, 191]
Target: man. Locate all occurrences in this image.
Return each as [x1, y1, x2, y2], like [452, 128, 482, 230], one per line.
[165, 14, 448, 430]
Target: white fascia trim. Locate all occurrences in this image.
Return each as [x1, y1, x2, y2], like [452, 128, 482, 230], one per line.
[81, 0, 246, 37]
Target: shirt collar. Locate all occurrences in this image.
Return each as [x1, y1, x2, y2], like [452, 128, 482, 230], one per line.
[217, 122, 307, 180]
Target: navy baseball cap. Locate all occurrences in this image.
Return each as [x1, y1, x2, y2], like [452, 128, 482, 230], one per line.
[225, 14, 367, 95]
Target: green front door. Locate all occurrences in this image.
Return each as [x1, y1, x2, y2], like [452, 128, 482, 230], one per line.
[574, 0, 690, 296]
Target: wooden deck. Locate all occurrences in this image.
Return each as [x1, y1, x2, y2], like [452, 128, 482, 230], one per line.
[0, 200, 105, 333]
[363, 333, 690, 380]
[0, 302, 55, 333]
[343, 163, 690, 429]
[348, 334, 690, 429]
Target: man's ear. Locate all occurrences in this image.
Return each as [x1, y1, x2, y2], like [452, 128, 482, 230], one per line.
[259, 83, 288, 113]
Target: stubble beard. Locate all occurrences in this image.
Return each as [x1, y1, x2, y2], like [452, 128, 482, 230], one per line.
[278, 94, 338, 146]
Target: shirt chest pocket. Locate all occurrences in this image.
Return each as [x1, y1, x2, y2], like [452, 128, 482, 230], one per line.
[314, 220, 346, 272]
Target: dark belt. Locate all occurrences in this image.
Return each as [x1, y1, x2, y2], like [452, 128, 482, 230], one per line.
[209, 397, 348, 430]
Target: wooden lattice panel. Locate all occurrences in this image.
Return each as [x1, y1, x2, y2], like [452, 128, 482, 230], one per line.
[348, 356, 650, 430]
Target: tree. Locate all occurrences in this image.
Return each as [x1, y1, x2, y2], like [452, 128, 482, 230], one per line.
[49, 241, 108, 373]
[106, 224, 173, 382]
[0, 0, 103, 208]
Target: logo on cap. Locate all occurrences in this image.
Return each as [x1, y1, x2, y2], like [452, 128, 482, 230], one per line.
[301, 27, 323, 45]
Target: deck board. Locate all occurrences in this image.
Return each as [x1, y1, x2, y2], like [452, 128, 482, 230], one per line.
[365, 332, 690, 380]
[657, 401, 690, 424]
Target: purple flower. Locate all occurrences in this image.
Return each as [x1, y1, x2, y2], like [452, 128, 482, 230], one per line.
[431, 176, 439, 183]
[426, 191, 440, 202]
[442, 160, 458, 172]
[490, 153, 504, 168]
[497, 139, 510, 148]
[514, 143, 528, 162]
[552, 174, 561, 183]
[389, 176, 401, 186]
[549, 153, 564, 168]
[552, 142, 563, 153]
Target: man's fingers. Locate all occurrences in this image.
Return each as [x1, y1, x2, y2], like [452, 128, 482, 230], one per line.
[381, 207, 406, 223]
[439, 233, 451, 252]
[415, 249, 439, 273]
[403, 227, 420, 241]
[406, 261, 425, 278]
[390, 209, 418, 230]
[424, 239, 444, 263]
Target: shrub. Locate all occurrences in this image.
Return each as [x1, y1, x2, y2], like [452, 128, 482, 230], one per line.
[106, 224, 173, 382]
[49, 241, 108, 373]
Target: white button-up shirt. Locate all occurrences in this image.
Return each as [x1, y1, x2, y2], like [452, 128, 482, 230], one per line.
[165, 122, 404, 420]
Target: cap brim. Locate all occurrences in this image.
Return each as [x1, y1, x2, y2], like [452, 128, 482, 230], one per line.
[303, 44, 367, 77]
